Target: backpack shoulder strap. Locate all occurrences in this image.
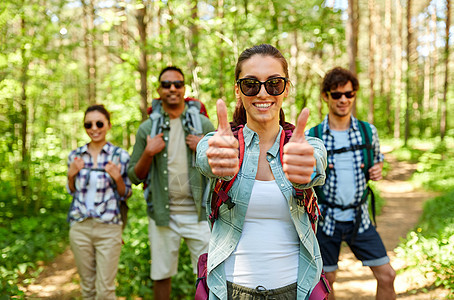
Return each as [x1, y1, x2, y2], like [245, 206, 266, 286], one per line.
[308, 124, 323, 140]
[307, 124, 328, 205]
[357, 120, 374, 180]
[149, 99, 165, 137]
[185, 100, 204, 135]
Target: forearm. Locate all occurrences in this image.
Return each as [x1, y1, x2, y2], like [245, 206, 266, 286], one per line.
[133, 153, 153, 180]
[67, 174, 76, 193]
[113, 176, 127, 197]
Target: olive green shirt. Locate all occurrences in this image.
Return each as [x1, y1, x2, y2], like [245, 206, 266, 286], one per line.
[127, 106, 215, 226]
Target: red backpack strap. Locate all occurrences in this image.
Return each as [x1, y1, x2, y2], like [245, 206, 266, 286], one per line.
[209, 126, 244, 225]
[280, 122, 320, 233]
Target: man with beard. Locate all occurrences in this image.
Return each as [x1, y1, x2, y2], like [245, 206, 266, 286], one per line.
[307, 67, 396, 300]
[128, 66, 214, 300]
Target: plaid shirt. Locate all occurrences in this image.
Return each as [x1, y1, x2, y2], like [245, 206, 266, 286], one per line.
[308, 115, 384, 237]
[67, 142, 132, 226]
[196, 125, 327, 300]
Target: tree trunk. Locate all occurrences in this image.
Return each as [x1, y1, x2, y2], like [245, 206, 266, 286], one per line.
[190, 0, 200, 98]
[217, 0, 225, 100]
[82, 0, 97, 104]
[441, 0, 451, 140]
[289, 28, 299, 123]
[136, 3, 148, 121]
[347, 0, 359, 116]
[20, 14, 30, 209]
[431, 3, 439, 130]
[368, 0, 376, 124]
[384, 0, 392, 132]
[394, 0, 403, 138]
[405, 0, 413, 145]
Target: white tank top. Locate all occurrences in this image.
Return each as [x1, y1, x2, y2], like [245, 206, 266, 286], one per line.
[224, 180, 299, 289]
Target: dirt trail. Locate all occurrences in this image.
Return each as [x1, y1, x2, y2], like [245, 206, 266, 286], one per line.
[23, 152, 451, 299]
[334, 153, 450, 300]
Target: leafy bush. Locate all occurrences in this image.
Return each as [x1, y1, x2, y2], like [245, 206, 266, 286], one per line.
[0, 210, 69, 296]
[395, 137, 454, 296]
[115, 190, 198, 299]
[395, 191, 454, 295]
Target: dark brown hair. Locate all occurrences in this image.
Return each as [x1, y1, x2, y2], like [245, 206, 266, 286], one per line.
[321, 67, 359, 94]
[159, 66, 184, 81]
[84, 104, 111, 123]
[232, 44, 288, 127]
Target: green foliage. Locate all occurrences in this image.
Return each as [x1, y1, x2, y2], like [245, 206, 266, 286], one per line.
[396, 191, 454, 294]
[112, 189, 199, 299]
[0, 209, 69, 296]
[395, 138, 454, 295]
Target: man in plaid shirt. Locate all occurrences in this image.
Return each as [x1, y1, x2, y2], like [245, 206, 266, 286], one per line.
[310, 67, 396, 300]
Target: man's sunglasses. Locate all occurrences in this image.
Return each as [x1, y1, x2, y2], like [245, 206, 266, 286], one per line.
[160, 80, 184, 89]
[84, 121, 105, 129]
[237, 77, 288, 97]
[328, 91, 356, 100]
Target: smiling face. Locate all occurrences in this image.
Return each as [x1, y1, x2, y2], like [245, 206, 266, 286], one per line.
[235, 54, 289, 130]
[323, 81, 356, 119]
[84, 111, 111, 144]
[158, 70, 186, 109]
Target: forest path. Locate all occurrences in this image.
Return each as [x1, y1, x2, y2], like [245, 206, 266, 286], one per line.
[23, 150, 451, 299]
[334, 150, 450, 299]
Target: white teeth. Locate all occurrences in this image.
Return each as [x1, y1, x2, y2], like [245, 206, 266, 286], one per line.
[254, 103, 272, 108]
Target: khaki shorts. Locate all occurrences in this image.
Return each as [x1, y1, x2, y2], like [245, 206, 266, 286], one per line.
[148, 214, 210, 280]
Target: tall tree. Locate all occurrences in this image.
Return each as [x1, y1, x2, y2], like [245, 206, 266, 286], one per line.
[82, 0, 97, 104]
[405, 0, 414, 145]
[394, 0, 403, 138]
[431, 2, 440, 128]
[347, 0, 359, 115]
[189, 0, 200, 98]
[441, 0, 451, 140]
[136, 2, 148, 121]
[384, 0, 393, 132]
[368, 0, 376, 124]
[19, 9, 30, 207]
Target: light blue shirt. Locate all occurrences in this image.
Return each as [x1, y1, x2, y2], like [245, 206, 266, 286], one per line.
[330, 130, 356, 221]
[196, 124, 327, 300]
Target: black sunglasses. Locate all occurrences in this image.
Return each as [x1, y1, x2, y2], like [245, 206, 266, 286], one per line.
[237, 77, 288, 97]
[160, 80, 184, 89]
[84, 121, 104, 129]
[328, 91, 356, 100]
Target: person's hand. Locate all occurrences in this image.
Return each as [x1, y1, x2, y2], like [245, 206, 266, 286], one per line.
[145, 133, 166, 157]
[105, 161, 122, 182]
[368, 162, 383, 181]
[282, 108, 315, 184]
[186, 134, 203, 151]
[68, 157, 84, 178]
[206, 99, 239, 177]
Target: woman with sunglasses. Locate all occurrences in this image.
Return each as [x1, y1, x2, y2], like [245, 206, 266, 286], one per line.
[196, 44, 327, 299]
[67, 104, 132, 299]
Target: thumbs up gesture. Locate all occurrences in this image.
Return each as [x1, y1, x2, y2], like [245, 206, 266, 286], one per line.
[282, 108, 315, 184]
[206, 99, 239, 177]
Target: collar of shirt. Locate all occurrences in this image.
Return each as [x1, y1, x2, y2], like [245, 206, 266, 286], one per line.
[321, 114, 360, 135]
[242, 124, 282, 159]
